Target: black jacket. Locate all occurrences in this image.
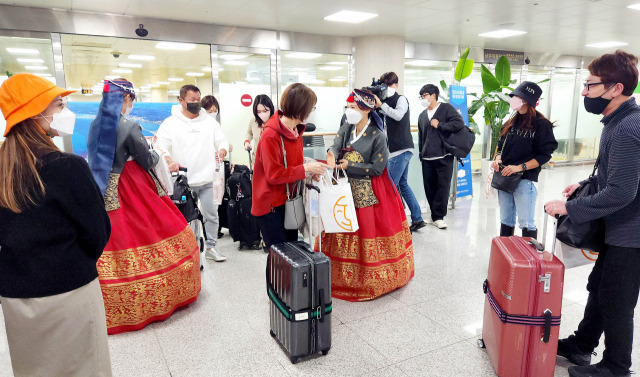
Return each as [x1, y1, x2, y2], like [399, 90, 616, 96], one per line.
[383, 93, 414, 153]
[0, 152, 111, 298]
[418, 102, 466, 159]
[497, 113, 558, 182]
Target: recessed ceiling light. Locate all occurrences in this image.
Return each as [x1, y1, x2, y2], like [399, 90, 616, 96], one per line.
[220, 54, 250, 60]
[327, 61, 348, 65]
[119, 63, 142, 68]
[128, 54, 155, 61]
[324, 10, 378, 23]
[113, 68, 132, 73]
[155, 42, 196, 51]
[329, 78, 347, 82]
[24, 66, 48, 71]
[223, 60, 249, 66]
[17, 58, 44, 63]
[478, 29, 527, 38]
[168, 78, 183, 81]
[628, 3, 640, 10]
[156, 81, 170, 85]
[406, 60, 438, 67]
[7, 48, 39, 54]
[286, 52, 322, 59]
[185, 72, 205, 76]
[585, 41, 628, 48]
[33, 73, 52, 77]
[149, 84, 160, 88]
[319, 66, 342, 71]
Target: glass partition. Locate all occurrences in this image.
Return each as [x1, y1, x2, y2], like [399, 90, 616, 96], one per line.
[574, 69, 602, 160]
[218, 50, 271, 165]
[60, 34, 213, 158]
[547, 68, 578, 162]
[280, 51, 350, 133]
[0, 35, 56, 144]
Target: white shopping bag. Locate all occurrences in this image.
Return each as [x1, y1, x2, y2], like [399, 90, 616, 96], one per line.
[212, 159, 224, 205]
[481, 158, 497, 200]
[146, 136, 173, 196]
[319, 170, 359, 233]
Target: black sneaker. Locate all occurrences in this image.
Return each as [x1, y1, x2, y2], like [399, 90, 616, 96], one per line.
[568, 362, 630, 377]
[409, 220, 427, 233]
[558, 337, 595, 366]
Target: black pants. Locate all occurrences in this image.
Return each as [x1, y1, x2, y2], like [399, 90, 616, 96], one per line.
[572, 244, 640, 374]
[256, 205, 298, 253]
[421, 155, 454, 221]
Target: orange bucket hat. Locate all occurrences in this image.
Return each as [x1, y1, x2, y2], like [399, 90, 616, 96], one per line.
[0, 73, 75, 136]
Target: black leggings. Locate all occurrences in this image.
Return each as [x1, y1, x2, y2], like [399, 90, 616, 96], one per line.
[256, 205, 298, 252]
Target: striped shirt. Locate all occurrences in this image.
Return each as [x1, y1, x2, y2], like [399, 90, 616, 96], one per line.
[566, 98, 640, 248]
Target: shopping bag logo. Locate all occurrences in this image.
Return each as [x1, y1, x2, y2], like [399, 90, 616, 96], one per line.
[333, 196, 355, 232]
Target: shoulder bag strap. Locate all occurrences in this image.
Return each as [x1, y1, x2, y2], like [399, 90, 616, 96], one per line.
[280, 136, 291, 199]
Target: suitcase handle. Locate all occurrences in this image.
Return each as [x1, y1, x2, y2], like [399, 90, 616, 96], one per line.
[319, 289, 326, 323]
[542, 309, 552, 343]
[528, 239, 544, 253]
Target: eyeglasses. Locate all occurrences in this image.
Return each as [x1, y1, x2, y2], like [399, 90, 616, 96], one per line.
[583, 82, 604, 91]
[419, 94, 431, 99]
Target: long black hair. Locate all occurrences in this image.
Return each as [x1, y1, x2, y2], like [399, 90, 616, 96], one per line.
[253, 94, 275, 127]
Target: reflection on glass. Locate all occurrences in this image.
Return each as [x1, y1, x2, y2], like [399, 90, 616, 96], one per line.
[547, 68, 578, 161]
[60, 34, 213, 157]
[575, 69, 602, 160]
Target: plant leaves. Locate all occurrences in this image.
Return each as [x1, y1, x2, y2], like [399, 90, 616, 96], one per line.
[440, 79, 448, 92]
[495, 56, 511, 86]
[510, 79, 517, 84]
[460, 46, 470, 61]
[454, 47, 473, 82]
[537, 78, 550, 84]
[481, 64, 501, 94]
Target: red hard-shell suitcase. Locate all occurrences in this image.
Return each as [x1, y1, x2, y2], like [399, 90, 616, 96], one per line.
[480, 216, 565, 377]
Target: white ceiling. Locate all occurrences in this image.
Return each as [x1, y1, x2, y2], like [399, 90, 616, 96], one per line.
[3, 0, 640, 56]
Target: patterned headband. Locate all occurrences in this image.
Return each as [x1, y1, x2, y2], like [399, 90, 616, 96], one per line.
[104, 80, 136, 99]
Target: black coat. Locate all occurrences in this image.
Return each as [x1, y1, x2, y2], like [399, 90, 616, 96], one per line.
[418, 102, 466, 159]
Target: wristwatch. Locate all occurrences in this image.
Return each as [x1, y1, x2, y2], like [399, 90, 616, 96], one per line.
[521, 163, 527, 172]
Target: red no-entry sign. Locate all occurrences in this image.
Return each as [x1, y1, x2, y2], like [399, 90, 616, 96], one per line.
[241, 94, 253, 107]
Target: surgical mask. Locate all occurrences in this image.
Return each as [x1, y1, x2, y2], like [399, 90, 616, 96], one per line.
[184, 101, 201, 115]
[345, 108, 363, 125]
[258, 112, 270, 124]
[123, 105, 133, 117]
[208, 112, 218, 121]
[584, 88, 613, 114]
[38, 107, 76, 135]
[420, 98, 431, 108]
[387, 87, 396, 97]
[509, 96, 524, 111]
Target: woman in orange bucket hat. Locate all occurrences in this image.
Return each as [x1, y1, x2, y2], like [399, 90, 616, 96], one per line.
[0, 73, 113, 377]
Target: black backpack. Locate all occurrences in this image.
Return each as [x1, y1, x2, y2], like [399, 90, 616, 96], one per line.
[227, 165, 252, 200]
[171, 174, 203, 223]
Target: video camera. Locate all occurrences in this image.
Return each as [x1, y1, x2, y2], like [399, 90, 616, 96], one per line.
[361, 77, 388, 101]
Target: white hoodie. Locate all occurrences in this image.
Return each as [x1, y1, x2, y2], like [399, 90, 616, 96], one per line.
[156, 105, 229, 187]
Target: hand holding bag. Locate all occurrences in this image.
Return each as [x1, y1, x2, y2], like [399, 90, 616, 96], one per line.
[555, 159, 605, 252]
[280, 136, 306, 230]
[491, 130, 523, 194]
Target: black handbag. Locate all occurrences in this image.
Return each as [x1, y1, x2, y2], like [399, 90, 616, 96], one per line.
[438, 126, 476, 159]
[555, 159, 605, 252]
[491, 131, 523, 194]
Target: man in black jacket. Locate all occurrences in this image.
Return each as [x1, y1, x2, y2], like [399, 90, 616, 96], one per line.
[375, 72, 426, 233]
[545, 51, 640, 377]
[417, 84, 465, 229]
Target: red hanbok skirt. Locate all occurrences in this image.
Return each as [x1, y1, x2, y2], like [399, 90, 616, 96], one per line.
[319, 168, 414, 301]
[97, 161, 201, 335]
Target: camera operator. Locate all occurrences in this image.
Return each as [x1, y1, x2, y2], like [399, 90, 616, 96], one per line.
[373, 72, 425, 233]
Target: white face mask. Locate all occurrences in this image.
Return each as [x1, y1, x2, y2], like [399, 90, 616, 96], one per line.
[420, 98, 431, 108]
[258, 112, 270, 124]
[38, 107, 76, 135]
[345, 108, 363, 125]
[386, 87, 396, 97]
[123, 105, 133, 117]
[208, 111, 218, 119]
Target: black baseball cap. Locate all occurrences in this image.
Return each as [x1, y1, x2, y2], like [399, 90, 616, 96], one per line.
[509, 81, 542, 108]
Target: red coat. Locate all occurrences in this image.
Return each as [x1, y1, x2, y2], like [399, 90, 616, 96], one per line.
[251, 111, 306, 217]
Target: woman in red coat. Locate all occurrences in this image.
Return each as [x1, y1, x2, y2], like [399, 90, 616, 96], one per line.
[251, 83, 328, 252]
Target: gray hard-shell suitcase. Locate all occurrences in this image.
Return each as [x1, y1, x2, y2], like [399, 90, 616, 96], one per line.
[267, 184, 332, 364]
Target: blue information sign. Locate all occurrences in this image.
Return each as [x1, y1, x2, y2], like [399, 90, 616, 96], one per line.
[449, 85, 473, 198]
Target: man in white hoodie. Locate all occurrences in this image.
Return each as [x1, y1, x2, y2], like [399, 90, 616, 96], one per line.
[156, 85, 229, 262]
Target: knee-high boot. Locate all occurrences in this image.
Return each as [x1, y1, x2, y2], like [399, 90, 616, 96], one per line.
[500, 224, 515, 237]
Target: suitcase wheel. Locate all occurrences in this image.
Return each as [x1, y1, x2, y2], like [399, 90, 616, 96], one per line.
[290, 356, 298, 364]
[200, 265, 204, 271]
[321, 349, 329, 356]
[477, 339, 485, 349]
[269, 330, 276, 338]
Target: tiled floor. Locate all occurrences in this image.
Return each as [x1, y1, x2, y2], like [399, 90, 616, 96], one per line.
[1, 164, 637, 377]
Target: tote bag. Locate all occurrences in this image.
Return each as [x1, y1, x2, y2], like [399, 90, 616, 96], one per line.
[319, 169, 359, 233]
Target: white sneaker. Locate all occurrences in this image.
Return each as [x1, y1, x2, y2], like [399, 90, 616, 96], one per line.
[433, 220, 448, 229]
[205, 248, 227, 262]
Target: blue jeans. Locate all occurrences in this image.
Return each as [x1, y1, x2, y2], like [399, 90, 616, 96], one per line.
[497, 179, 538, 230]
[387, 151, 423, 223]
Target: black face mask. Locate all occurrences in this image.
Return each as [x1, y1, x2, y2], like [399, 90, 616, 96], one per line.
[184, 101, 201, 115]
[584, 87, 613, 115]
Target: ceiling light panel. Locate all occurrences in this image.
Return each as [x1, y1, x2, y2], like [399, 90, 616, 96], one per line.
[113, 68, 133, 73]
[478, 29, 527, 38]
[324, 10, 378, 23]
[17, 58, 44, 63]
[185, 72, 205, 76]
[24, 66, 48, 70]
[118, 63, 142, 68]
[7, 48, 40, 54]
[128, 54, 155, 61]
[585, 41, 628, 48]
[319, 66, 342, 71]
